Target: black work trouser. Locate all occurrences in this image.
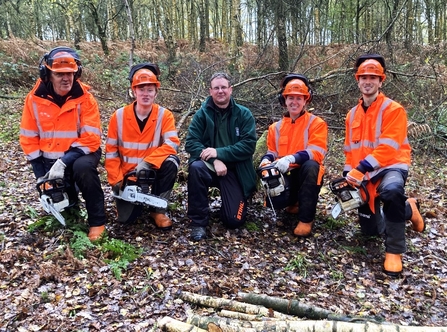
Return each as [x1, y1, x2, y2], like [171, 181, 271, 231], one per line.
[268, 160, 323, 223]
[116, 155, 179, 223]
[358, 169, 412, 254]
[187, 160, 247, 229]
[37, 149, 106, 227]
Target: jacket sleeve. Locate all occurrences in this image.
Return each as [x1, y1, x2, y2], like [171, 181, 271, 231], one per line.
[185, 109, 208, 163]
[19, 93, 41, 161]
[306, 117, 328, 164]
[343, 110, 353, 172]
[215, 108, 257, 162]
[368, 104, 407, 168]
[64, 92, 102, 164]
[105, 112, 123, 186]
[143, 110, 179, 169]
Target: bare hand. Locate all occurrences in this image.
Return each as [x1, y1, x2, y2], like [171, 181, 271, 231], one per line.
[200, 147, 217, 161]
[213, 159, 227, 176]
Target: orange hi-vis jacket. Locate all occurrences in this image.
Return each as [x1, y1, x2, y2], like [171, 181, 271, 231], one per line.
[266, 111, 328, 167]
[344, 92, 411, 180]
[20, 79, 102, 161]
[105, 102, 179, 186]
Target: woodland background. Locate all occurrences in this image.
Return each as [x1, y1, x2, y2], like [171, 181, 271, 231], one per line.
[1, 0, 447, 331]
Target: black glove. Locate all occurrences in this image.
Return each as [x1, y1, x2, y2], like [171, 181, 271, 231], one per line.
[112, 181, 122, 195]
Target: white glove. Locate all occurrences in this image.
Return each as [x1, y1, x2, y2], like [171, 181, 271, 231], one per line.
[136, 160, 152, 174]
[48, 159, 66, 179]
[275, 155, 295, 173]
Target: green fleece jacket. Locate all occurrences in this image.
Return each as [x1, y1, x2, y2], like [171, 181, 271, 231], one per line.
[185, 96, 257, 199]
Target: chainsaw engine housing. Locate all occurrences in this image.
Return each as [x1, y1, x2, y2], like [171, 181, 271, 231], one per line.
[330, 177, 365, 212]
[258, 163, 286, 197]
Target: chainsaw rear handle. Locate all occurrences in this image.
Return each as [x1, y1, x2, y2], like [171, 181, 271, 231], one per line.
[121, 169, 157, 190]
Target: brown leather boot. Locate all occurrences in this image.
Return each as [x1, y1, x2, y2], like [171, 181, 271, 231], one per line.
[285, 202, 299, 214]
[150, 212, 173, 230]
[407, 198, 425, 232]
[383, 253, 403, 277]
[293, 221, 313, 237]
[88, 225, 105, 241]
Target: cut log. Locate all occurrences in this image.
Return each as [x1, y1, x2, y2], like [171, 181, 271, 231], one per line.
[158, 316, 208, 332]
[186, 315, 447, 332]
[238, 292, 335, 320]
[218, 309, 280, 321]
[177, 291, 294, 319]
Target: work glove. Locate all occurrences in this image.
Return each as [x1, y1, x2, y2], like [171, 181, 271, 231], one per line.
[48, 159, 66, 179]
[135, 160, 152, 174]
[259, 159, 272, 168]
[346, 168, 364, 187]
[112, 182, 122, 195]
[275, 155, 295, 174]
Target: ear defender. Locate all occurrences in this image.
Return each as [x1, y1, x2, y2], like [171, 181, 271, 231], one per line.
[278, 74, 313, 106]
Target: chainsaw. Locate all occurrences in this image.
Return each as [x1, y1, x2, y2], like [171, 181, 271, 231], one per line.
[257, 163, 287, 218]
[112, 169, 168, 209]
[36, 177, 69, 226]
[329, 177, 369, 219]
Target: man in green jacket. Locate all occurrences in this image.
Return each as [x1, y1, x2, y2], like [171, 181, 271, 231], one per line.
[185, 72, 257, 241]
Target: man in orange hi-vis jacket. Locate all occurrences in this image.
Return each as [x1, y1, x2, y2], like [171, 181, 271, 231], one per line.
[259, 74, 327, 237]
[343, 54, 425, 277]
[19, 46, 106, 241]
[105, 63, 179, 229]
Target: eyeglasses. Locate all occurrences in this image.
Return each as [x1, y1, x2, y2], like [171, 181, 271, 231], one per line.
[211, 86, 229, 92]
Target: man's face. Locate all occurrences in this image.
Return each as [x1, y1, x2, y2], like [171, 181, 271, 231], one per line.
[285, 95, 306, 118]
[50, 72, 74, 96]
[357, 75, 382, 97]
[133, 84, 157, 106]
[209, 77, 232, 108]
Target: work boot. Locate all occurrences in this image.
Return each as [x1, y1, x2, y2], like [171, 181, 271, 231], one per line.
[383, 253, 403, 277]
[293, 221, 313, 237]
[88, 225, 105, 241]
[190, 226, 207, 241]
[407, 198, 425, 232]
[285, 202, 299, 214]
[150, 212, 173, 230]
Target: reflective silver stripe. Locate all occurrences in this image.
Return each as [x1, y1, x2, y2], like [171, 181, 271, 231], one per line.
[106, 151, 120, 159]
[274, 120, 283, 153]
[106, 137, 118, 145]
[122, 156, 140, 164]
[166, 155, 180, 169]
[347, 98, 393, 150]
[81, 125, 102, 136]
[26, 150, 42, 160]
[32, 102, 44, 136]
[20, 128, 39, 137]
[378, 137, 400, 150]
[43, 151, 64, 159]
[40, 131, 78, 139]
[115, 107, 125, 147]
[366, 163, 409, 179]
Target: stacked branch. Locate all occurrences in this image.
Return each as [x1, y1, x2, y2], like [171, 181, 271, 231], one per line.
[157, 292, 447, 332]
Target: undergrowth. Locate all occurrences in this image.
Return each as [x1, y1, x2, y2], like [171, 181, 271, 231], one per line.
[27, 208, 142, 280]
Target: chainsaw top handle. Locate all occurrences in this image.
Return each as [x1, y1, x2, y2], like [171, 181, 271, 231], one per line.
[122, 169, 157, 189]
[36, 177, 66, 196]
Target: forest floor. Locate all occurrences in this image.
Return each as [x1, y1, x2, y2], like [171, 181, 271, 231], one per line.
[1, 96, 446, 331]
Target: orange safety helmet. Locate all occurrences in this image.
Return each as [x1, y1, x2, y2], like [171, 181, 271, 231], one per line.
[46, 51, 78, 73]
[282, 79, 311, 101]
[131, 69, 161, 88]
[355, 59, 386, 81]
